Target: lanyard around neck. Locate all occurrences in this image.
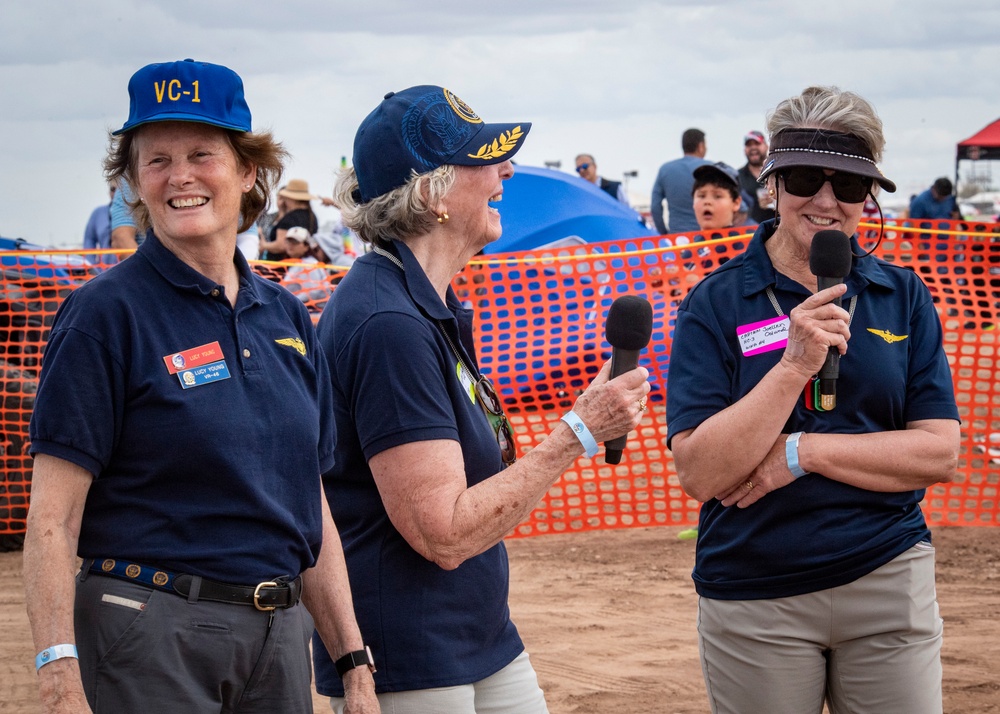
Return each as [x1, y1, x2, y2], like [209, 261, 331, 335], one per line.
[372, 244, 477, 381]
[765, 285, 857, 325]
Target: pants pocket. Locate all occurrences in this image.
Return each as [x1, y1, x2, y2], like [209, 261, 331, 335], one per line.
[76, 575, 156, 667]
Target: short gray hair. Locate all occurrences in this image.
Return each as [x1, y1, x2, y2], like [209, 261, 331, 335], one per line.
[334, 165, 457, 248]
[767, 86, 885, 164]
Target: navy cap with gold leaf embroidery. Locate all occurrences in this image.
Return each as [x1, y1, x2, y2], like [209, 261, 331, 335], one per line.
[352, 85, 531, 203]
[113, 58, 252, 136]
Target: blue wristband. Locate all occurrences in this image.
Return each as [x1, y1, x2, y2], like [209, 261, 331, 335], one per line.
[785, 431, 808, 478]
[35, 644, 78, 671]
[561, 410, 599, 458]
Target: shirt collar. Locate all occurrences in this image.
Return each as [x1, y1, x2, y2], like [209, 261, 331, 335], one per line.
[742, 220, 896, 298]
[136, 230, 264, 305]
[377, 239, 464, 321]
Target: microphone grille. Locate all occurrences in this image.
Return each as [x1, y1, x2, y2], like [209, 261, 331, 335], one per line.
[809, 230, 853, 278]
[606, 295, 653, 350]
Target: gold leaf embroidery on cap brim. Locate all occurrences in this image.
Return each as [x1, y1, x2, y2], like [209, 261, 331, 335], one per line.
[467, 126, 524, 160]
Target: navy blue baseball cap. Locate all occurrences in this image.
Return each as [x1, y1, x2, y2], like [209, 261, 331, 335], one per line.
[352, 85, 531, 203]
[113, 58, 252, 136]
[693, 162, 741, 191]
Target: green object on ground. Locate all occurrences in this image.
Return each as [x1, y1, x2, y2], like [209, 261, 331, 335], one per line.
[678, 527, 698, 541]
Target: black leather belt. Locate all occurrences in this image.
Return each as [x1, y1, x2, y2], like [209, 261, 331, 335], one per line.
[87, 558, 302, 611]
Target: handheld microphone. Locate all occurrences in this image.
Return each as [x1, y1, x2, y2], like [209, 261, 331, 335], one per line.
[604, 295, 654, 464]
[808, 230, 853, 411]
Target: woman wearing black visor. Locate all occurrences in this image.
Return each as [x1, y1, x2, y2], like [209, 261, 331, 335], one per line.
[667, 86, 960, 714]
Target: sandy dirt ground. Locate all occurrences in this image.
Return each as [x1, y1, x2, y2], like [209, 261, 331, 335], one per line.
[2, 526, 998, 713]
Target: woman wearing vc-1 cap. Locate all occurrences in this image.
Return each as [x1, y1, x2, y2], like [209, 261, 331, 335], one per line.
[23, 59, 378, 714]
[311, 86, 650, 713]
[667, 86, 960, 713]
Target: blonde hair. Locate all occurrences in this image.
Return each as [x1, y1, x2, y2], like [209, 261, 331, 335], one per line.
[104, 127, 288, 235]
[334, 165, 457, 248]
[767, 86, 886, 163]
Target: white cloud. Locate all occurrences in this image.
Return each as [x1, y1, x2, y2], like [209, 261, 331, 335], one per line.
[1, 0, 998, 245]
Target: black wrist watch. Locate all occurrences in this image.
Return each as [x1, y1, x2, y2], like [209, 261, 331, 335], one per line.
[335, 645, 376, 677]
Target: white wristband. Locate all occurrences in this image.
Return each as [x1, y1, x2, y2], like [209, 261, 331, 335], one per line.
[561, 410, 598, 458]
[785, 431, 808, 478]
[35, 643, 78, 671]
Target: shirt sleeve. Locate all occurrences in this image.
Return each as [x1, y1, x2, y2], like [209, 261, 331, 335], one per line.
[29, 324, 124, 476]
[110, 184, 136, 230]
[305, 310, 338, 474]
[83, 210, 99, 249]
[338, 311, 459, 460]
[666, 301, 737, 447]
[903, 287, 960, 423]
[651, 173, 667, 234]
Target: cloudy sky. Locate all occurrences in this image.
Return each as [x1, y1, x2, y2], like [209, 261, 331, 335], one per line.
[2, 0, 998, 246]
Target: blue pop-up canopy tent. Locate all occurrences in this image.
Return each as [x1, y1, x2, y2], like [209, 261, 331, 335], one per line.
[484, 165, 654, 254]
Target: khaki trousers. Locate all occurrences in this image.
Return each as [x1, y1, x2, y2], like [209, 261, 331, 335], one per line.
[328, 651, 548, 714]
[698, 542, 943, 714]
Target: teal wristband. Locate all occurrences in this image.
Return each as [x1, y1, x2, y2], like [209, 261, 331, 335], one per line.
[35, 644, 78, 671]
[785, 431, 808, 478]
[561, 410, 598, 458]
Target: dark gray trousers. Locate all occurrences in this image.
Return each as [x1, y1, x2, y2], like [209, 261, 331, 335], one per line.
[75, 569, 314, 713]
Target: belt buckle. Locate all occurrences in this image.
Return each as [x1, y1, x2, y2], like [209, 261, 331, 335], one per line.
[253, 581, 279, 612]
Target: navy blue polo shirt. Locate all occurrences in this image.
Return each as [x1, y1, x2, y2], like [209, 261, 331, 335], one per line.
[312, 240, 523, 695]
[29, 233, 336, 583]
[667, 221, 959, 600]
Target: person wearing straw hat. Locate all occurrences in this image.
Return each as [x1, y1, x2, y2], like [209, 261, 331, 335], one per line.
[667, 86, 959, 714]
[312, 85, 650, 712]
[22, 59, 377, 714]
[260, 178, 319, 261]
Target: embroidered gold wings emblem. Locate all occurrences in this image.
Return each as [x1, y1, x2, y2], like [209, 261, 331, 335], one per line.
[275, 337, 307, 356]
[867, 328, 908, 344]
[467, 126, 524, 160]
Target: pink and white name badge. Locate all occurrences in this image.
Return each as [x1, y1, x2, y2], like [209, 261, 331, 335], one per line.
[737, 316, 790, 357]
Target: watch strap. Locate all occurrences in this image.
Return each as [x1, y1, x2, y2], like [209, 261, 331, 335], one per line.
[335, 645, 376, 677]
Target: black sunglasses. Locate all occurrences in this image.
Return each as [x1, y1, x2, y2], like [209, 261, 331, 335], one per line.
[575, 163, 591, 173]
[475, 376, 517, 465]
[779, 167, 871, 204]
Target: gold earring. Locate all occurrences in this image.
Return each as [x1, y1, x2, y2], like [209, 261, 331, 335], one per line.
[437, 212, 449, 224]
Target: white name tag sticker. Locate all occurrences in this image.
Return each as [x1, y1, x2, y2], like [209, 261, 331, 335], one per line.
[456, 362, 476, 403]
[737, 316, 789, 356]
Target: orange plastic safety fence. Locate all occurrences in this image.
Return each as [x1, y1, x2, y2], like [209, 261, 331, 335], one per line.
[0, 255, 349, 540]
[451, 219, 1000, 536]
[0, 220, 996, 541]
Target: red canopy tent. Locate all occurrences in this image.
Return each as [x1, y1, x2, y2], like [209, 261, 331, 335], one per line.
[955, 118, 1000, 188]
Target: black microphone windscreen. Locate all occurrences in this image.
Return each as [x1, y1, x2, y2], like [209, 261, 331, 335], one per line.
[809, 230, 853, 278]
[606, 296, 653, 351]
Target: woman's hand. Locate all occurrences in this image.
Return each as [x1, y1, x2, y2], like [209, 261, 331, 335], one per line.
[342, 667, 380, 714]
[369, 362, 650, 570]
[37, 662, 93, 714]
[571, 360, 651, 444]
[23, 455, 94, 714]
[781, 283, 850, 379]
[716, 433, 796, 508]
